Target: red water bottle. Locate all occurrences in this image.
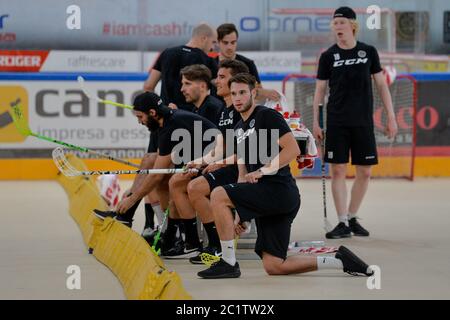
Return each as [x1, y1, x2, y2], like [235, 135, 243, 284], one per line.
[288, 110, 301, 129]
[274, 103, 283, 114]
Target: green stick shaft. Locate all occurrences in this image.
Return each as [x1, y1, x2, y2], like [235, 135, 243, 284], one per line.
[152, 208, 170, 254]
[31, 133, 139, 168]
[100, 100, 133, 110]
[32, 132, 88, 152]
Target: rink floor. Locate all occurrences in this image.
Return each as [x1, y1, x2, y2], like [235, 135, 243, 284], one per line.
[1, 178, 449, 300]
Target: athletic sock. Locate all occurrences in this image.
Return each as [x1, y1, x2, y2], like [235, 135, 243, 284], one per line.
[348, 213, 358, 220]
[338, 214, 349, 226]
[173, 219, 186, 241]
[144, 203, 155, 229]
[183, 218, 201, 248]
[152, 202, 165, 226]
[203, 222, 221, 249]
[164, 218, 178, 247]
[120, 198, 141, 221]
[220, 240, 236, 266]
[316, 256, 344, 270]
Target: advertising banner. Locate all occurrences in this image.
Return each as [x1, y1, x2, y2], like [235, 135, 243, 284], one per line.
[0, 78, 150, 160]
[0, 50, 49, 72]
[41, 51, 142, 72]
[416, 80, 450, 154]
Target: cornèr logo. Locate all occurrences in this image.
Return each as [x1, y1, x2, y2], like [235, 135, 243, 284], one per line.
[0, 50, 49, 72]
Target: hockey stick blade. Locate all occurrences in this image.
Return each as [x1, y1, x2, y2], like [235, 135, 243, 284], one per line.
[78, 76, 133, 110]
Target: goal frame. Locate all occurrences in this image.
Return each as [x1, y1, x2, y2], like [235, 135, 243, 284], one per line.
[282, 73, 417, 181]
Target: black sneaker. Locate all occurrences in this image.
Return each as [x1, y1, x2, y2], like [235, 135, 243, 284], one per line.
[326, 222, 352, 239]
[189, 246, 222, 265]
[349, 218, 370, 236]
[335, 246, 374, 277]
[162, 242, 201, 259]
[93, 209, 132, 227]
[160, 228, 182, 253]
[197, 258, 241, 279]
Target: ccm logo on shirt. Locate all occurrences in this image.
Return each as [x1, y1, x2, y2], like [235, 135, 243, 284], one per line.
[219, 118, 233, 126]
[236, 128, 255, 144]
[333, 58, 368, 67]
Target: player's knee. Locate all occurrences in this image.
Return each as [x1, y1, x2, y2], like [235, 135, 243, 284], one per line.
[186, 180, 197, 199]
[210, 187, 227, 205]
[262, 259, 285, 276]
[331, 164, 347, 179]
[168, 174, 182, 194]
[187, 179, 202, 201]
[356, 166, 372, 180]
[187, 178, 206, 200]
[187, 179, 201, 198]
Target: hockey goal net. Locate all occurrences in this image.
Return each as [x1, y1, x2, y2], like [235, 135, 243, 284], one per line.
[282, 74, 417, 180]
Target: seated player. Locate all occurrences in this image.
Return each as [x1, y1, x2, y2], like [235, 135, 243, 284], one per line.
[195, 73, 374, 279]
[93, 92, 220, 257]
[179, 64, 224, 125]
[175, 59, 249, 263]
[94, 118, 166, 242]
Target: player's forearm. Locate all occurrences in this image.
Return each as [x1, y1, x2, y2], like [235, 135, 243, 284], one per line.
[193, 135, 226, 165]
[130, 153, 156, 192]
[214, 154, 236, 165]
[313, 85, 326, 126]
[143, 69, 160, 91]
[260, 135, 300, 175]
[260, 146, 300, 175]
[379, 83, 396, 119]
[143, 79, 155, 92]
[256, 88, 275, 99]
[237, 162, 248, 181]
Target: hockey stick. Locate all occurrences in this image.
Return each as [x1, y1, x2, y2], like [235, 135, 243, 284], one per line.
[77, 76, 134, 110]
[9, 101, 139, 168]
[52, 147, 191, 177]
[150, 208, 170, 256]
[319, 104, 333, 232]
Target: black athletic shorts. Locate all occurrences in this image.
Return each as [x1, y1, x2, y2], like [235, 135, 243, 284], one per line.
[325, 126, 378, 165]
[204, 165, 238, 191]
[222, 175, 300, 260]
[147, 130, 159, 154]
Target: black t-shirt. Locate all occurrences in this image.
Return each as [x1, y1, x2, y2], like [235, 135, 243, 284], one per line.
[214, 53, 261, 83]
[218, 104, 242, 158]
[189, 95, 224, 127]
[218, 104, 242, 136]
[158, 109, 219, 165]
[234, 105, 292, 177]
[211, 53, 261, 101]
[153, 45, 218, 110]
[317, 41, 383, 127]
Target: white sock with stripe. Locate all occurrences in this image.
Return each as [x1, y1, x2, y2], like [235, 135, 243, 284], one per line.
[338, 214, 349, 226]
[220, 240, 236, 266]
[317, 256, 343, 270]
